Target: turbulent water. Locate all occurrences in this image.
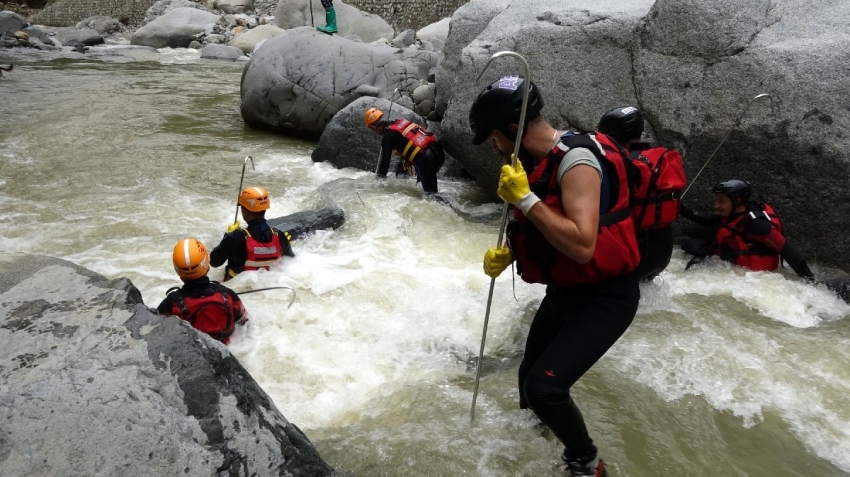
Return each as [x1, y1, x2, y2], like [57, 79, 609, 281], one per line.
[2, 46, 849, 477]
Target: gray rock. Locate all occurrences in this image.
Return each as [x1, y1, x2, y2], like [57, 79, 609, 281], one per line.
[228, 23, 284, 53]
[132, 7, 222, 48]
[274, 0, 394, 43]
[267, 206, 346, 239]
[353, 84, 381, 97]
[0, 11, 27, 33]
[391, 29, 416, 48]
[417, 17, 451, 45]
[415, 99, 435, 117]
[205, 33, 226, 43]
[234, 13, 259, 28]
[0, 253, 348, 477]
[52, 27, 105, 46]
[189, 39, 202, 49]
[206, 0, 254, 15]
[240, 28, 439, 140]
[412, 83, 435, 104]
[75, 15, 123, 35]
[142, 0, 211, 26]
[22, 26, 52, 44]
[201, 43, 244, 60]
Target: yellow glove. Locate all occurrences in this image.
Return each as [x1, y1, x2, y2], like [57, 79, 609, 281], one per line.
[497, 158, 540, 214]
[483, 247, 512, 278]
[227, 222, 241, 233]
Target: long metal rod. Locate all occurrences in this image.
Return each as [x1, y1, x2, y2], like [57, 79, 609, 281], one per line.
[374, 88, 401, 174]
[234, 155, 255, 224]
[470, 51, 531, 422]
[681, 93, 773, 198]
[236, 286, 296, 308]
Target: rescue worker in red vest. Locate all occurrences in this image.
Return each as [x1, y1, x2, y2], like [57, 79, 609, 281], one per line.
[680, 179, 815, 279]
[210, 186, 294, 281]
[597, 106, 686, 282]
[364, 107, 446, 195]
[158, 238, 248, 344]
[470, 75, 641, 477]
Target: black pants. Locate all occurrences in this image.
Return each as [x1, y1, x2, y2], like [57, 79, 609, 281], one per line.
[518, 272, 640, 463]
[414, 145, 445, 193]
[634, 227, 674, 281]
[320, 0, 333, 8]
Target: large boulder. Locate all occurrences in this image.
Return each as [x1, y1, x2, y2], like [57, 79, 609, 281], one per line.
[633, 0, 850, 267]
[131, 7, 221, 48]
[228, 23, 284, 53]
[240, 28, 438, 140]
[0, 253, 346, 477]
[0, 10, 28, 33]
[437, 0, 655, 192]
[274, 0, 393, 43]
[437, 0, 850, 269]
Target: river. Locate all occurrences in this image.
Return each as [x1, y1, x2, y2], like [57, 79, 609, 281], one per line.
[1, 46, 849, 477]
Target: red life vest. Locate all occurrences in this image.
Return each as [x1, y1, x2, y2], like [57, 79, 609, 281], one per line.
[629, 146, 686, 230]
[168, 290, 236, 343]
[387, 119, 437, 165]
[507, 133, 641, 287]
[714, 203, 783, 271]
[227, 229, 283, 280]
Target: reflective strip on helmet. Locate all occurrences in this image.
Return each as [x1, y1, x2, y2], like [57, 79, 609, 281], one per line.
[181, 239, 191, 267]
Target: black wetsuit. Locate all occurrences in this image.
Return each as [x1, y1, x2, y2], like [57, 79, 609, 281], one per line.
[376, 126, 445, 194]
[519, 276, 639, 465]
[210, 218, 294, 277]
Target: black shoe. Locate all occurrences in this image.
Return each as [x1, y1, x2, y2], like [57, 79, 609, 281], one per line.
[562, 455, 608, 477]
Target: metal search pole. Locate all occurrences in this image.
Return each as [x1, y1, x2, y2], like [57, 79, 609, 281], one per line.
[236, 286, 296, 308]
[470, 51, 532, 422]
[681, 93, 774, 198]
[374, 88, 401, 174]
[233, 155, 255, 224]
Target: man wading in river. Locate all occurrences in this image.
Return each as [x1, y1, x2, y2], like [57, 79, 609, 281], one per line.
[470, 75, 640, 477]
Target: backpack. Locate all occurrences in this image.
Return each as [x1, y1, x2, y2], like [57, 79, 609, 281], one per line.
[628, 146, 686, 230]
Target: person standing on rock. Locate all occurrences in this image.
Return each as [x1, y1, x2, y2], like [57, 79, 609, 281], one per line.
[316, 0, 337, 34]
[158, 238, 249, 344]
[364, 107, 446, 196]
[470, 75, 640, 477]
[211, 186, 295, 281]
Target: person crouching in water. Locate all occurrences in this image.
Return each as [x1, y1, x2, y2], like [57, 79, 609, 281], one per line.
[470, 75, 640, 477]
[211, 186, 295, 281]
[158, 238, 248, 344]
[680, 179, 815, 279]
[364, 106, 446, 196]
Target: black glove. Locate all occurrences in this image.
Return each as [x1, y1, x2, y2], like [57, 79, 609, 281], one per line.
[678, 201, 697, 220]
[682, 237, 710, 257]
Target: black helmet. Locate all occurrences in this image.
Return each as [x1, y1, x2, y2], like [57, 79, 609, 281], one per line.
[713, 179, 752, 203]
[597, 106, 644, 143]
[469, 75, 544, 145]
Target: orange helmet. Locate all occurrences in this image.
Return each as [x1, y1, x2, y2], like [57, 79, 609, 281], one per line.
[172, 238, 210, 281]
[364, 107, 384, 127]
[239, 186, 270, 212]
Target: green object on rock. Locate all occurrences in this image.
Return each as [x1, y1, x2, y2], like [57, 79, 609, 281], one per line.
[316, 8, 337, 34]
